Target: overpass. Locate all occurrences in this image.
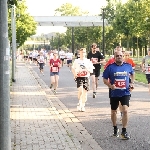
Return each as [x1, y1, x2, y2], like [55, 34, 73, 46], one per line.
[33, 16, 107, 27]
[24, 41, 50, 45]
[33, 16, 107, 54]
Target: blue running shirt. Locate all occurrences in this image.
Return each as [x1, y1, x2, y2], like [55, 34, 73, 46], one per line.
[103, 62, 134, 97]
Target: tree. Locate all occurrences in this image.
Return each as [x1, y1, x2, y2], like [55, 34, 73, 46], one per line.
[8, 0, 37, 47]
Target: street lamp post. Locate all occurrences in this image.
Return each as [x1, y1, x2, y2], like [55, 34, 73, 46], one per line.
[11, 4, 16, 82]
[72, 27, 75, 54]
[0, 0, 11, 149]
[102, 8, 105, 57]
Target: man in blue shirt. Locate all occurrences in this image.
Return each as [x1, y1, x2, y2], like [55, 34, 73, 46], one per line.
[103, 50, 135, 140]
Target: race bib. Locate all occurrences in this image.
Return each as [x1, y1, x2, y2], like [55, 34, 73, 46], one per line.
[114, 79, 126, 89]
[52, 67, 58, 72]
[77, 71, 88, 77]
[91, 58, 98, 64]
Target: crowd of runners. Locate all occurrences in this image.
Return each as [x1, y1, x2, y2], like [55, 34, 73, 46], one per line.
[18, 43, 150, 140]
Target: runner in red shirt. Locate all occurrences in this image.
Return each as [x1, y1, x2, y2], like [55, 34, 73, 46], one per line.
[49, 51, 61, 94]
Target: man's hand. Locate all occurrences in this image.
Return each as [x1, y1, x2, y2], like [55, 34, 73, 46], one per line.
[129, 83, 134, 92]
[109, 84, 116, 90]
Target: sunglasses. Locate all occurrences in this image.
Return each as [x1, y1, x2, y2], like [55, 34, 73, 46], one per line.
[116, 55, 123, 57]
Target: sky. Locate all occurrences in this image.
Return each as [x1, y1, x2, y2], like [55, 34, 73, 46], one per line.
[25, 0, 127, 35]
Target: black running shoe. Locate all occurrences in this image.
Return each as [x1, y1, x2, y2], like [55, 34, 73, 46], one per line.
[113, 128, 119, 137]
[121, 131, 130, 140]
[93, 92, 96, 98]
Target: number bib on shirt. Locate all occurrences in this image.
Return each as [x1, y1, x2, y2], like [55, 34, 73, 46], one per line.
[77, 70, 88, 77]
[52, 67, 58, 72]
[148, 66, 150, 72]
[91, 58, 98, 64]
[114, 79, 126, 89]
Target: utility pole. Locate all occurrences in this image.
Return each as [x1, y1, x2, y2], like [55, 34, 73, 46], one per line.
[72, 27, 75, 54]
[0, 0, 11, 149]
[102, 8, 105, 57]
[11, 4, 16, 82]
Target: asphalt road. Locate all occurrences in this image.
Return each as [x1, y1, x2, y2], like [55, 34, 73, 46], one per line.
[31, 61, 150, 150]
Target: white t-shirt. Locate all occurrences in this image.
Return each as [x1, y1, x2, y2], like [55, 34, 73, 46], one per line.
[72, 58, 94, 77]
[38, 56, 45, 63]
[49, 53, 54, 59]
[66, 52, 73, 60]
[59, 50, 66, 59]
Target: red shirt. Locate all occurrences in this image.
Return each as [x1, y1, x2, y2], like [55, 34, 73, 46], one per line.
[49, 59, 61, 72]
[104, 57, 115, 69]
[125, 58, 135, 68]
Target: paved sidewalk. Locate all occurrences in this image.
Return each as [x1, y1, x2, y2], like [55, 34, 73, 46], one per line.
[10, 62, 103, 150]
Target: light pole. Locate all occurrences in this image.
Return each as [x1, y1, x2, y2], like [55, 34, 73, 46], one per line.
[102, 8, 105, 57]
[0, 0, 11, 149]
[11, 4, 16, 82]
[72, 27, 75, 54]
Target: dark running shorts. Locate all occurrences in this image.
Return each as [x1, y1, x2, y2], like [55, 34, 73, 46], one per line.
[67, 60, 72, 64]
[39, 63, 44, 70]
[76, 77, 89, 91]
[60, 58, 64, 61]
[110, 95, 130, 110]
[146, 74, 150, 84]
[90, 69, 100, 77]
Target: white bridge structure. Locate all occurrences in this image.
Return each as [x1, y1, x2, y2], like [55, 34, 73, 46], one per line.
[32, 16, 107, 54]
[33, 16, 106, 27]
[24, 41, 50, 45]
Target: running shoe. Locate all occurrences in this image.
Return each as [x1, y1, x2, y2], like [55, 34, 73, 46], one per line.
[50, 84, 53, 89]
[77, 103, 82, 111]
[93, 92, 96, 98]
[53, 89, 57, 94]
[121, 131, 130, 140]
[113, 128, 119, 137]
[81, 106, 85, 112]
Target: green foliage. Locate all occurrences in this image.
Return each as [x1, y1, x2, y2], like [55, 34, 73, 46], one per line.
[8, 0, 37, 47]
[35, 0, 150, 54]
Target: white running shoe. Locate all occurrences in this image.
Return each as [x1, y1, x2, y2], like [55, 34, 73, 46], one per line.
[77, 103, 82, 111]
[81, 106, 85, 112]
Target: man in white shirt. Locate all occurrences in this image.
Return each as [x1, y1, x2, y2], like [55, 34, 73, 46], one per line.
[72, 48, 94, 112]
[59, 49, 66, 67]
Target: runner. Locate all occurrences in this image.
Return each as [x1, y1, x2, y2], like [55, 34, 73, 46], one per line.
[66, 50, 74, 72]
[103, 50, 135, 140]
[72, 48, 94, 112]
[28, 51, 33, 64]
[49, 51, 61, 94]
[59, 49, 66, 67]
[104, 46, 125, 121]
[87, 43, 105, 98]
[37, 51, 45, 76]
[141, 48, 150, 93]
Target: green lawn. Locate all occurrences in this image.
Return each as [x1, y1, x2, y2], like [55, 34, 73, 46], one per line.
[135, 71, 147, 84]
